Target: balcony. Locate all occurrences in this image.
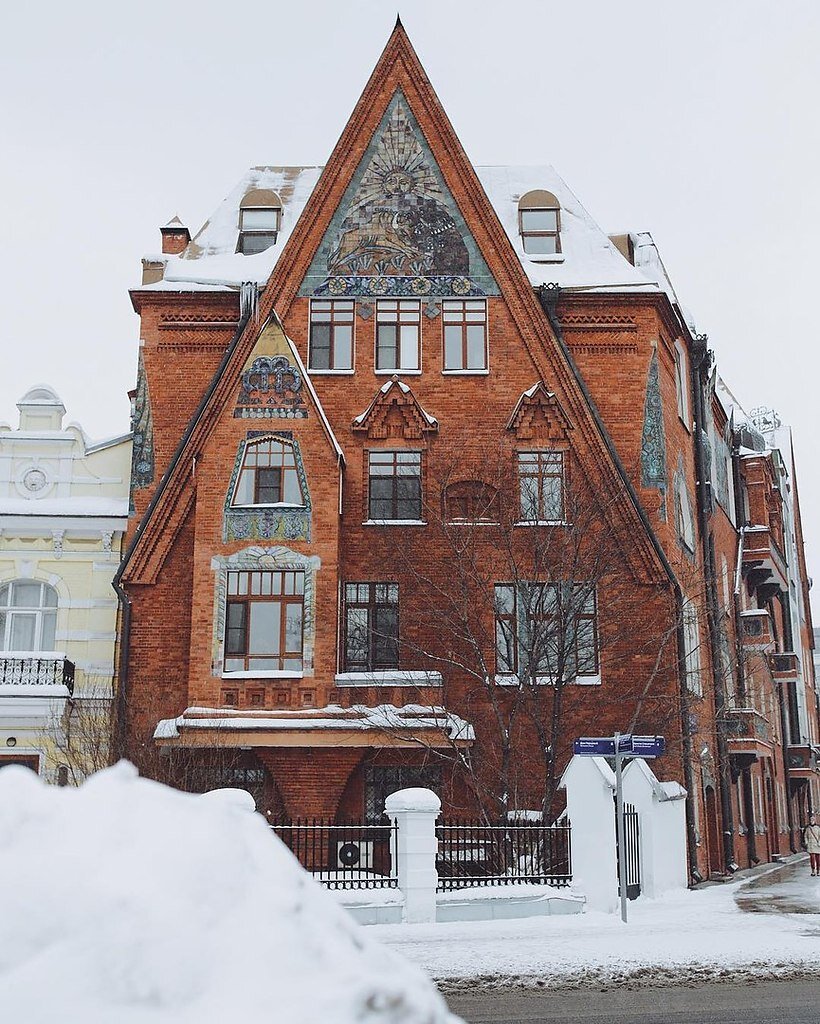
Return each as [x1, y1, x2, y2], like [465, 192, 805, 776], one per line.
[724, 706, 773, 763]
[738, 609, 774, 651]
[0, 652, 75, 695]
[742, 525, 788, 595]
[786, 744, 818, 780]
[768, 651, 799, 684]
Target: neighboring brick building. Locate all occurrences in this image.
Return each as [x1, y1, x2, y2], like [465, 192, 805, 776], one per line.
[117, 23, 818, 879]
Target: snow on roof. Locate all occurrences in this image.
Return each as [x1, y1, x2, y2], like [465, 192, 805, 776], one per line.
[141, 163, 669, 297]
[0, 762, 458, 1022]
[156, 703, 475, 742]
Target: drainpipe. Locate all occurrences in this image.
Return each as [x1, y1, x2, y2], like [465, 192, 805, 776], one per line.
[538, 285, 699, 881]
[732, 524, 757, 864]
[689, 335, 736, 872]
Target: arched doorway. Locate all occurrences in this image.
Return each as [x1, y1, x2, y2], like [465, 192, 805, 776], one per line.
[704, 785, 722, 876]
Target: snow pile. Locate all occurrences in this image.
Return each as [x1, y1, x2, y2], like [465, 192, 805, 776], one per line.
[0, 763, 459, 1024]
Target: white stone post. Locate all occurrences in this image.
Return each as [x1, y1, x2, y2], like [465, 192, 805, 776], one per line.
[560, 755, 618, 914]
[623, 759, 688, 898]
[385, 787, 440, 924]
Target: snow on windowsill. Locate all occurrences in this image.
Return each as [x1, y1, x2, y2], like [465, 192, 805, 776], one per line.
[514, 520, 569, 528]
[362, 520, 427, 527]
[221, 670, 304, 680]
[494, 673, 601, 687]
[334, 671, 443, 687]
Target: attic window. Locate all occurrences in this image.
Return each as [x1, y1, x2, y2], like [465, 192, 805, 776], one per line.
[238, 189, 282, 255]
[232, 437, 304, 507]
[518, 190, 561, 257]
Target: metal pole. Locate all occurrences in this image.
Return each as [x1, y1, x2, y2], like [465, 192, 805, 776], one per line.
[614, 732, 628, 924]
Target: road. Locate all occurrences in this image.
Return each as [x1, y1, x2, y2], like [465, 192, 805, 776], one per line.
[446, 979, 820, 1023]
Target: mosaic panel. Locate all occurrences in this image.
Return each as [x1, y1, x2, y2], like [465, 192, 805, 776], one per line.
[299, 90, 499, 299]
[130, 351, 155, 508]
[640, 351, 667, 517]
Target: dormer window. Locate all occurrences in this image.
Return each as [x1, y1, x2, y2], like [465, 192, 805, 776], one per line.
[238, 189, 282, 255]
[518, 190, 561, 256]
[231, 438, 304, 507]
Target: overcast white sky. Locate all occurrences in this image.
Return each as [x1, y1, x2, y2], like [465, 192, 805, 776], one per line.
[1, 0, 819, 607]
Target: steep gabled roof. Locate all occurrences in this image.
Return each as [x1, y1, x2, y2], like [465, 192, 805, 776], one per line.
[121, 22, 668, 586]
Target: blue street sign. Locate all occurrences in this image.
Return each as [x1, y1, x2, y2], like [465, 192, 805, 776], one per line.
[574, 735, 665, 758]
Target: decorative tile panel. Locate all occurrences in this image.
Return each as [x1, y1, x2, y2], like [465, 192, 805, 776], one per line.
[640, 350, 667, 517]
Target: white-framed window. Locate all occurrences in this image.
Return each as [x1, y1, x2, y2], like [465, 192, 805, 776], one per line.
[224, 570, 304, 673]
[442, 300, 487, 371]
[673, 341, 691, 428]
[682, 600, 702, 696]
[231, 437, 305, 508]
[494, 582, 599, 683]
[0, 581, 58, 652]
[308, 299, 354, 371]
[376, 300, 420, 372]
[518, 451, 564, 523]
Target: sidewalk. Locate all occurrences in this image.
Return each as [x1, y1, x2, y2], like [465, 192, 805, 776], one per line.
[374, 856, 820, 992]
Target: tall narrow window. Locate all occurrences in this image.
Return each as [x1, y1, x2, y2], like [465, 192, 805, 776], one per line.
[673, 341, 690, 427]
[224, 570, 304, 673]
[442, 300, 487, 371]
[232, 438, 304, 507]
[0, 581, 58, 652]
[309, 300, 354, 371]
[682, 601, 702, 696]
[368, 452, 422, 521]
[518, 451, 564, 523]
[494, 583, 598, 681]
[376, 301, 420, 372]
[344, 583, 399, 671]
[518, 190, 561, 256]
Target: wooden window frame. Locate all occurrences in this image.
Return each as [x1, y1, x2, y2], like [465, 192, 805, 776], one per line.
[375, 300, 421, 374]
[237, 206, 281, 255]
[232, 437, 304, 509]
[223, 570, 304, 674]
[308, 299, 355, 372]
[518, 207, 561, 256]
[517, 450, 565, 524]
[343, 582, 400, 672]
[367, 451, 423, 522]
[442, 299, 488, 372]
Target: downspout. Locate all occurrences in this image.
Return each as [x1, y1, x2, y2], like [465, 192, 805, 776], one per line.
[733, 524, 757, 863]
[112, 301, 253, 762]
[538, 285, 699, 881]
[690, 335, 736, 871]
[775, 590, 798, 851]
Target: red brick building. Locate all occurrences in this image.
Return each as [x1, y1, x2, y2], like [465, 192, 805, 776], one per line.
[117, 23, 818, 880]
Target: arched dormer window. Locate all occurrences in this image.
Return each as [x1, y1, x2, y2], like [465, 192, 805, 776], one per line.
[518, 190, 561, 256]
[0, 581, 58, 652]
[444, 481, 499, 524]
[231, 437, 305, 508]
[238, 189, 282, 255]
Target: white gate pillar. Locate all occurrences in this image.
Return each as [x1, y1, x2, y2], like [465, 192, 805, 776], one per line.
[385, 787, 440, 924]
[623, 759, 688, 898]
[560, 755, 618, 913]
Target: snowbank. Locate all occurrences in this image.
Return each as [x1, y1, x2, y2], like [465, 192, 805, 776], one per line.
[0, 763, 460, 1024]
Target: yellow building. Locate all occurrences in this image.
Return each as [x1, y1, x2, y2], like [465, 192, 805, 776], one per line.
[0, 386, 130, 781]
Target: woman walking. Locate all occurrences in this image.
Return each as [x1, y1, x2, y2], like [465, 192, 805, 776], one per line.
[804, 814, 820, 876]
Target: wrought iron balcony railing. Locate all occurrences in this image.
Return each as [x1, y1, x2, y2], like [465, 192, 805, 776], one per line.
[0, 652, 75, 695]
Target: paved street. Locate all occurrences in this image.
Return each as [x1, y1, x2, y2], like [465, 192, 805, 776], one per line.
[735, 858, 820, 915]
[447, 979, 820, 1023]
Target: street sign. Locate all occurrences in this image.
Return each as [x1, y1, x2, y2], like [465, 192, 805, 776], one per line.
[574, 735, 664, 759]
[572, 732, 666, 924]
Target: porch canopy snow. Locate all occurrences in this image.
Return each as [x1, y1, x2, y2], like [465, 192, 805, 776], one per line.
[154, 703, 475, 750]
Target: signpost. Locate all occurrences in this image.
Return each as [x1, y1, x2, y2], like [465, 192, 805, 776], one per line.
[573, 733, 665, 923]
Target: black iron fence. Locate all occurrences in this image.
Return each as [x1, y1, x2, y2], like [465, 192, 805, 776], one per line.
[616, 803, 641, 900]
[271, 819, 398, 890]
[435, 819, 572, 891]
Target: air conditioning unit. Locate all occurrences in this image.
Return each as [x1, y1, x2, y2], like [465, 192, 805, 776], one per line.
[336, 840, 374, 871]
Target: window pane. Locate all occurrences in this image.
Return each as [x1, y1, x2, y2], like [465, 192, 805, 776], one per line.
[521, 209, 558, 231]
[399, 324, 419, 370]
[522, 234, 558, 255]
[396, 476, 421, 519]
[13, 583, 41, 608]
[42, 612, 56, 651]
[466, 324, 486, 369]
[43, 587, 58, 609]
[241, 208, 279, 230]
[10, 613, 37, 651]
[234, 469, 254, 505]
[256, 467, 282, 504]
[0, 610, 5, 649]
[575, 618, 597, 674]
[334, 325, 353, 369]
[283, 468, 302, 505]
[377, 324, 398, 369]
[369, 478, 394, 519]
[240, 233, 277, 255]
[495, 619, 516, 673]
[373, 606, 399, 668]
[345, 607, 369, 669]
[494, 585, 515, 615]
[309, 323, 331, 369]
[226, 602, 247, 655]
[520, 475, 539, 520]
[284, 603, 303, 656]
[249, 601, 280, 656]
[444, 324, 462, 369]
[541, 477, 563, 520]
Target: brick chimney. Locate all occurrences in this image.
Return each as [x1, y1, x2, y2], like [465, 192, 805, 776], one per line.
[160, 215, 191, 255]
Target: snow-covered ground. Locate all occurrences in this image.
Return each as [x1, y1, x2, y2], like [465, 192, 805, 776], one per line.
[376, 865, 820, 990]
[0, 763, 460, 1024]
